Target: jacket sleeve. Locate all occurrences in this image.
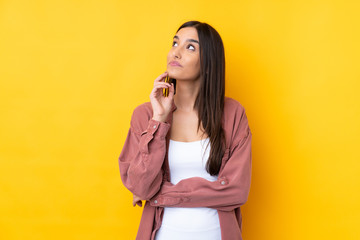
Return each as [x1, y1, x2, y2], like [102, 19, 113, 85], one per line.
[149, 107, 252, 212]
[118, 105, 171, 200]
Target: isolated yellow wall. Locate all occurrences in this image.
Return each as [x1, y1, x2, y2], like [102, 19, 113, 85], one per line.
[1, 0, 359, 239]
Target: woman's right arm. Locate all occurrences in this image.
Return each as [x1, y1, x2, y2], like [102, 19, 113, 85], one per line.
[118, 114, 170, 200]
[118, 72, 174, 200]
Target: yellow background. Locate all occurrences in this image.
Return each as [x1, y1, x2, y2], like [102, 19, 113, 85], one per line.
[1, 0, 359, 239]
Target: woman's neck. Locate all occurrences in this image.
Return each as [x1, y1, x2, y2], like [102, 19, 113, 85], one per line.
[173, 78, 201, 112]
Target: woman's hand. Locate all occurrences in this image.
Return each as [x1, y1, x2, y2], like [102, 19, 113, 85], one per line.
[150, 72, 175, 122]
[132, 194, 143, 207]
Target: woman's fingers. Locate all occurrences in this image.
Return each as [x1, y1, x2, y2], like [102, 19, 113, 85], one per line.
[133, 194, 143, 207]
[132, 200, 142, 207]
[150, 72, 172, 99]
[153, 82, 171, 88]
[154, 72, 168, 84]
[150, 83, 172, 96]
[168, 83, 175, 97]
[149, 72, 174, 122]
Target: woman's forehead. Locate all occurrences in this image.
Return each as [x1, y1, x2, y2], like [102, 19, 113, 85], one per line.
[175, 27, 199, 41]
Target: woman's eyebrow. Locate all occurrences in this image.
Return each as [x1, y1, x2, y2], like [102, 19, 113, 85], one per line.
[173, 35, 199, 44]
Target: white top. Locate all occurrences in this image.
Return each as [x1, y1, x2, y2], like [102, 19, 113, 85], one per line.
[155, 138, 221, 240]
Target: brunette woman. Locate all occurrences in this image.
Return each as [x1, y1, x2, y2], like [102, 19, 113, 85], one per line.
[119, 20, 252, 240]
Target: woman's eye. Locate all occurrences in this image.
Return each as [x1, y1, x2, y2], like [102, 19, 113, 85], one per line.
[172, 41, 178, 47]
[187, 44, 195, 50]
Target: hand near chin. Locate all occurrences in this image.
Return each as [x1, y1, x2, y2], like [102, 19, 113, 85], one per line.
[150, 72, 175, 122]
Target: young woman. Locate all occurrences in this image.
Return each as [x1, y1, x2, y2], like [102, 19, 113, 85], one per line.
[118, 21, 252, 240]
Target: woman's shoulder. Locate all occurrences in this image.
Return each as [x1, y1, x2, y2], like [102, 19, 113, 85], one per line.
[223, 96, 249, 128]
[129, 102, 153, 130]
[132, 101, 153, 117]
[224, 96, 246, 114]
[223, 96, 251, 144]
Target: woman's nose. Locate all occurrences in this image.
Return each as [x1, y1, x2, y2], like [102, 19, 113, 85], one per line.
[172, 47, 181, 59]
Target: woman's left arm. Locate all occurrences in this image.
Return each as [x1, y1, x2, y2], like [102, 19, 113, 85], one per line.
[149, 117, 252, 212]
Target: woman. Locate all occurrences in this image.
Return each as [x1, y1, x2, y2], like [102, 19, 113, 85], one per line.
[118, 20, 252, 240]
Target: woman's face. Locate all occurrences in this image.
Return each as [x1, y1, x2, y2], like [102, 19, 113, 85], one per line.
[167, 27, 201, 81]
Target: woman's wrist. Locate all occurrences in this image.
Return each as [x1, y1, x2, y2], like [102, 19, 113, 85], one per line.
[152, 114, 167, 123]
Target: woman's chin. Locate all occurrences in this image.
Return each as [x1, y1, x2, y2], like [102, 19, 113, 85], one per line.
[166, 70, 198, 81]
[166, 67, 183, 77]
[166, 71, 178, 80]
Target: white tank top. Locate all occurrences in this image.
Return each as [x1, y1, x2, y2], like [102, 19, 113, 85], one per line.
[155, 138, 221, 240]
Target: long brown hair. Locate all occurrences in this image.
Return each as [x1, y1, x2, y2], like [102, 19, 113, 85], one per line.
[175, 21, 226, 176]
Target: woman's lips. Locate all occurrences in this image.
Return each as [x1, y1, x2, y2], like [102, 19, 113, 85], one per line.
[169, 61, 182, 67]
